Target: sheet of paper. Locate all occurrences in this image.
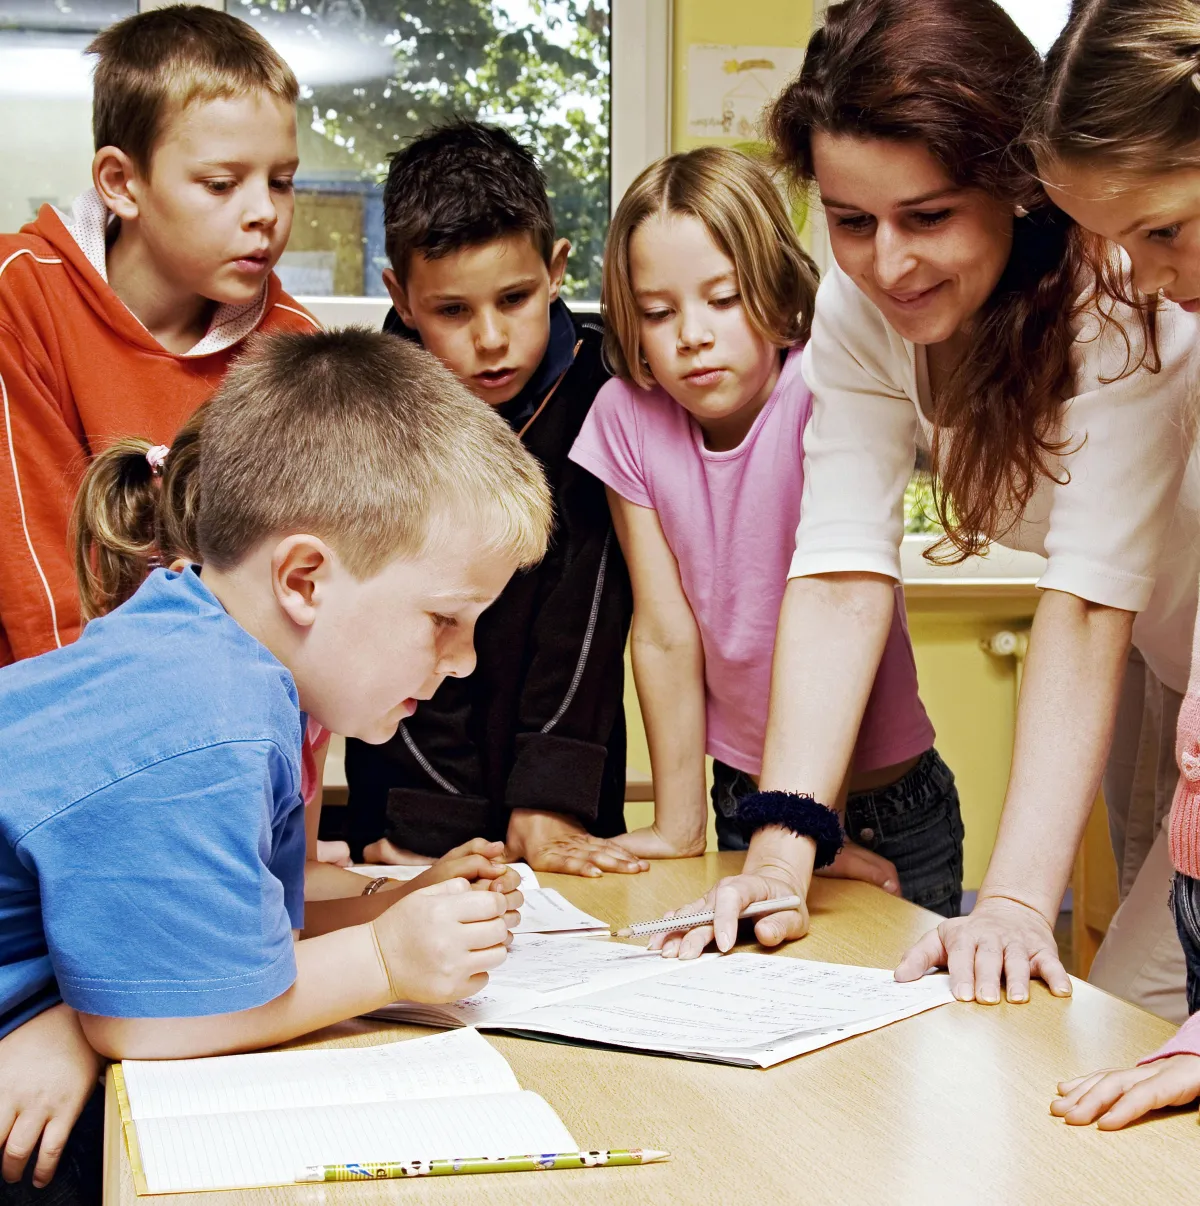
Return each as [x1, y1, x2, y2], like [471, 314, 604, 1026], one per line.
[513, 888, 608, 934]
[501, 954, 953, 1067]
[374, 935, 685, 1027]
[685, 44, 806, 139]
[346, 862, 540, 890]
[134, 1091, 575, 1193]
[121, 1030, 516, 1120]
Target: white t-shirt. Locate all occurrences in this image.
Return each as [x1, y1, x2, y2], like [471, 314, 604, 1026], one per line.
[794, 263, 1200, 694]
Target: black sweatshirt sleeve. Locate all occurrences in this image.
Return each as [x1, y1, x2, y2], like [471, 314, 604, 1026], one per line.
[503, 459, 632, 824]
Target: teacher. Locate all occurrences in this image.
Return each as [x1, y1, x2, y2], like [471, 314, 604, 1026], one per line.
[655, 0, 1200, 1020]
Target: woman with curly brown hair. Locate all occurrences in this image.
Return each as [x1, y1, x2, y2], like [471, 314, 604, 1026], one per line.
[652, 0, 1200, 1027]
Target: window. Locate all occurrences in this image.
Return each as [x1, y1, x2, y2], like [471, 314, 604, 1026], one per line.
[0, 1, 669, 317]
[234, 1, 612, 305]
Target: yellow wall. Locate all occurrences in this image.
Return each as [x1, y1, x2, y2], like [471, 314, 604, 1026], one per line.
[671, 0, 814, 153]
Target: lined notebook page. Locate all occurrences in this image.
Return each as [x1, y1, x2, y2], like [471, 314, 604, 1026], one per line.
[135, 1091, 576, 1192]
[121, 1029, 517, 1119]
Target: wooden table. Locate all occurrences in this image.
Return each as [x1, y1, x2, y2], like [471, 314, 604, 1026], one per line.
[104, 856, 1196, 1206]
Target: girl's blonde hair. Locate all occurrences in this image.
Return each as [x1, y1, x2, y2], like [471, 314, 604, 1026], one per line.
[602, 146, 819, 388]
[1031, 0, 1200, 178]
[72, 328, 552, 622]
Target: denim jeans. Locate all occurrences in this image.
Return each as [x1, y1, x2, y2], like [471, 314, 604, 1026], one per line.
[711, 747, 964, 918]
[0, 1087, 102, 1206]
[1169, 871, 1200, 1015]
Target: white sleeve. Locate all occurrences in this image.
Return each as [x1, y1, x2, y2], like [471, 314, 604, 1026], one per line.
[1038, 300, 1199, 612]
[790, 264, 920, 582]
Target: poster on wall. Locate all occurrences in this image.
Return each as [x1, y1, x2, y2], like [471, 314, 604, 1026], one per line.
[685, 44, 806, 141]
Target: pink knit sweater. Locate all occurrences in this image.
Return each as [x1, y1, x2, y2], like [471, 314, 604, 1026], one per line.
[1141, 598, 1200, 1063]
[1169, 599, 1200, 879]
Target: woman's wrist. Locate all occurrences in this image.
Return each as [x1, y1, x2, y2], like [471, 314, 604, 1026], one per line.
[744, 827, 818, 896]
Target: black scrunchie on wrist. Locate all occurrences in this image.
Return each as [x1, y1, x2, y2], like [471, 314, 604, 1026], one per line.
[735, 791, 845, 869]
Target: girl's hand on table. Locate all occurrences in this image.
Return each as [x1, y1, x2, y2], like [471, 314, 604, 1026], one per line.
[0, 1004, 102, 1188]
[894, 895, 1071, 1003]
[315, 839, 351, 866]
[612, 826, 706, 860]
[649, 871, 810, 960]
[815, 839, 900, 895]
[361, 836, 437, 865]
[1052, 1055, 1200, 1129]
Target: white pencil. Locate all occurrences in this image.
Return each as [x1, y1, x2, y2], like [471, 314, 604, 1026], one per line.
[612, 895, 806, 938]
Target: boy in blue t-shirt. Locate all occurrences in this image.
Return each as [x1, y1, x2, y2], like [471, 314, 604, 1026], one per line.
[0, 329, 550, 1172]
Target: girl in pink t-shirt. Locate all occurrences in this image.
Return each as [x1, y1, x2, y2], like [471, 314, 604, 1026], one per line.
[571, 146, 962, 916]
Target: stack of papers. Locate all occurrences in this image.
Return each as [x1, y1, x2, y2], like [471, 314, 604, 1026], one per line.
[374, 936, 953, 1067]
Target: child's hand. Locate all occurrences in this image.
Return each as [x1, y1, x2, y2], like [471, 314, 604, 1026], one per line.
[612, 826, 706, 860]
[815, 839, 901, 896]
[1051, 1055, 1200, 1129]
[0, 1004, 102, 1188]
[371, 879, 511, 1003]
[506, 810, 649, 877]
[315, 840, 351, 867]
[407, 839, 509, 890]
[361, 837, 438, 865]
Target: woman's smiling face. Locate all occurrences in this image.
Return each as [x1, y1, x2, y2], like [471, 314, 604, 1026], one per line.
[812, 133, 1015, 345]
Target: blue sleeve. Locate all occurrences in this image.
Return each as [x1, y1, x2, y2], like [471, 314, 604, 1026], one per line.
[22, 741, 305, 1019]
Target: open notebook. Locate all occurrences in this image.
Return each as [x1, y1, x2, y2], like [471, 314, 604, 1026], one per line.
[373, 936, 955, 1068]
[114, 1029, 574, 1194]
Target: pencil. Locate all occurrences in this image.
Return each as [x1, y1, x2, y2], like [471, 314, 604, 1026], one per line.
[612, 895, 806, 938]
[296, 1149, 670, 1181]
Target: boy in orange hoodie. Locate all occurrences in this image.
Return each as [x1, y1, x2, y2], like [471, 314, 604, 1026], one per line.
[0, 4, 316, 669]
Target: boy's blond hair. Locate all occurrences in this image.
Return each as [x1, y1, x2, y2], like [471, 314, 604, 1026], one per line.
[87, 5, 298, 172]
[73, 329, 552, 620]
[602, 146, 819, 389]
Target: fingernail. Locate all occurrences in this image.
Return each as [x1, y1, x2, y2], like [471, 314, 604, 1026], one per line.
[716, 927, 731, 949]
[980, 991, 999, 1004]
[883, 880, 896, 892]
[954, 984, 972, 1001]
[1010, 991, 1027, 1003]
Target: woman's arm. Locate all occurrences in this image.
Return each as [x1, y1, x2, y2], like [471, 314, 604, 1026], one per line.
[660, 571, 896, 958]
[606, 489, 710, 859]
[896, 589, 1132, 1002]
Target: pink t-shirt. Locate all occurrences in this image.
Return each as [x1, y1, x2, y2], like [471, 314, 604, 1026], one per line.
[570, 347, 934, 776]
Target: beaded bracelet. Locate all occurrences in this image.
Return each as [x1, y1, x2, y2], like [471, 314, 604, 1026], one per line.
[735, 790, 845, 868]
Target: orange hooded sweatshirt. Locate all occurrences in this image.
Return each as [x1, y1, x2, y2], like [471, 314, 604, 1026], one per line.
[0, 190, 318, 666]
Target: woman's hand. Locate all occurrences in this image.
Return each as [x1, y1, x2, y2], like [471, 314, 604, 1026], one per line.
[649, 869, 810, 960]
[1052, 1055, 1200, 1129]
[0, 1004, 102, 1188]
[894, 894, 1071, 1003]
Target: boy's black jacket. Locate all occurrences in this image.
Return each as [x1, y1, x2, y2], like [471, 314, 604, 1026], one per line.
[344, 301, 633, 858]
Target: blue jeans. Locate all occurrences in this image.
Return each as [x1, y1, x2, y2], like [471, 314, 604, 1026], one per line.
[1170, 871, 1200, 1015]
[711, 748, 964, 918]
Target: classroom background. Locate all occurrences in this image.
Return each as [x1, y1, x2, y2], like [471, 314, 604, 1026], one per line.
[2, 0, 1108, 968]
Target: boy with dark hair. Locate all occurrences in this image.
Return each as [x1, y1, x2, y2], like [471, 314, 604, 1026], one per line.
[345, 120, 647, 879]
[0, 4, 317, 668]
